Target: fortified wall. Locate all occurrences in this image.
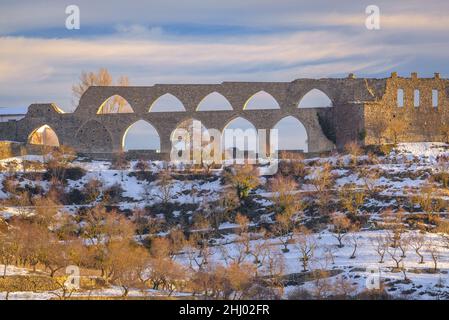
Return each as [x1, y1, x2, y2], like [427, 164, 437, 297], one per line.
[0, 73, 447, 159]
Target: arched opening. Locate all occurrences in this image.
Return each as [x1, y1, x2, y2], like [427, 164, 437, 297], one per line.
[28, 125, 60, 147]
[122, 120, 161, 152]
[197, 92, 233, 111]
[170, 119, 210, 163]
[298, 89, 333, 108]
[222, 117, 258, 161]
[97, 95, 134, 114]
[244, 91, 280, 110]
[150, 93, 185, 112]
[273, 116, 308, 152]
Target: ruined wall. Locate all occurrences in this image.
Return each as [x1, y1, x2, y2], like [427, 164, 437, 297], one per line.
[364, 73, 449, 145]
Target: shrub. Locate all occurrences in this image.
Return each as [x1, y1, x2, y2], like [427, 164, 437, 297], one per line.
[278, 152, 307, 179]
[103, 183, 124, 204]
[0, 275, 59, 292]
[43, 166, 86, 182]
[65, 188, 86, 205]
[64, 167, 86, 181]
[431, 172, 449, 188]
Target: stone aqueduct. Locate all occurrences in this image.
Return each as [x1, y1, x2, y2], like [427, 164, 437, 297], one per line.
[1, 72, 448, 159]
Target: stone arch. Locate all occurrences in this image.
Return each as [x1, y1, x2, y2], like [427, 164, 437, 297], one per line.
[28, 125, 60, 147]
[76, 120, 113, 153]
[122, 120, 161, 151]
[273, 116, 308, 152]
[244, 91, 280, 110]
[97, 95, 134, 114]
[150, 93, 185, 112]
[170, 118, 210, 162]
[197, 92, 233, 111]
[222, 117, 258, 160]
[298, 89, 333, 108]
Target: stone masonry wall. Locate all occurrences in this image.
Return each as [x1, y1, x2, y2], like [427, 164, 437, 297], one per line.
[1, 74, 444, 159]
[364, 73, 449, 145]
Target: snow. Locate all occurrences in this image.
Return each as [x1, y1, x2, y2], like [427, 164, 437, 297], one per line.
[1, 142, 449, 299]
[394, 142, 449, 160]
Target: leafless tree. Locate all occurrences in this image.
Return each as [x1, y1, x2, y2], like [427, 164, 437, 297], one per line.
[155, 169, 174, 205]
[310, 163, 335, 215]
[72, 68, 130, 112]
[330, 214, 352, 248]
[387, 244, 403, 270]
[371, 234, 388, 263]
[429, 245, 441, 273]
[294, 227, 317, 272]
[409, 232, 426, 264]
[346, 233, 361, 259]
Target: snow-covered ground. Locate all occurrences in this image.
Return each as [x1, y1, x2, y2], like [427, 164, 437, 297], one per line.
[1, 142, 449, 299]
[174, 230, 449, 299]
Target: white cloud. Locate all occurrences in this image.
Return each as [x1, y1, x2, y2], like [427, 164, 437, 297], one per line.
[0, 28, 402, 110]
[0, 0, 448, 111]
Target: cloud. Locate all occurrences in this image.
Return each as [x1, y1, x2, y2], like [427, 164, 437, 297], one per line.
[0, 27, 407, 110]
[0, 0, 448, 111]
[2, 0, 449, 34]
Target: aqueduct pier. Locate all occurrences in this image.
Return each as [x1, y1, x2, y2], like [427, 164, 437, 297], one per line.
[0, 72, 448, 159]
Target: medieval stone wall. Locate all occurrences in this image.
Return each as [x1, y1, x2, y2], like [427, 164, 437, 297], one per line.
[3, 74, 445, 159]
[364, 73, 449, 145]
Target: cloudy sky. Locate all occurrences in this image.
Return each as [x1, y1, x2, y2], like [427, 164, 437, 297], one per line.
[0, 0, 448, 112]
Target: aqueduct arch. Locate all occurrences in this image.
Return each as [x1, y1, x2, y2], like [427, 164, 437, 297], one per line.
[4, 73, 444, 159]
[28, 125, 60, 147]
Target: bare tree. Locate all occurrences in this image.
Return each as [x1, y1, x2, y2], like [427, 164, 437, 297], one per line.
[330, 214, 352, 248]
[387, 244, 403, 270]
[436, 220, 449, 249]
[429, 245, 441, 273]
[108, 241, 150, 297]
[269, 175, 305, 217]
[339, 185, 365, 217]
[381, 209, 406, 248]
[346, 232, 361, 259]
[412, 183, 444, 223]
[371, 234, 388, 263]
[331, 275, 357, 299]
[273, 211, 295, 253]
[310, 163, 335, 215]
[0, 230, 16, 278]
[409, 232, 426, 264]
[397, 233, 410, 258]
[294, 227, 317, 272]
[155, 169, 174, 205]
[358, 167, 380, 195]
[72, 68, 130, 112]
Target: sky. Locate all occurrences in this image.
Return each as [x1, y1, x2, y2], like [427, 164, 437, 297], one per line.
[1, 0, 448, 113]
